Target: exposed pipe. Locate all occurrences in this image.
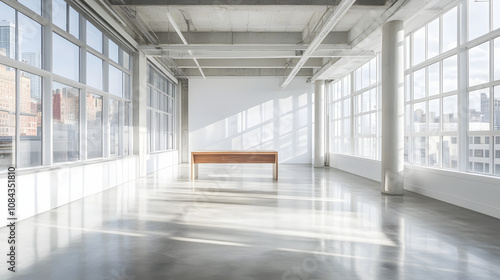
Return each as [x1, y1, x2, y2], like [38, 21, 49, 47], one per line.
[280, 0, 356, 88]
[166, 11, 206, 79]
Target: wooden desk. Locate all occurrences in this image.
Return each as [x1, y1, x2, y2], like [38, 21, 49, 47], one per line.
[191, 151, 278, 180]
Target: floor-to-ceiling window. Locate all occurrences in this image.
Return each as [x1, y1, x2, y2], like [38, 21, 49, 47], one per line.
[329, 56, 381, 160]
[0, 0, 133, 171]
[405, 1, 500, 177]
[146, 63, 176, 153]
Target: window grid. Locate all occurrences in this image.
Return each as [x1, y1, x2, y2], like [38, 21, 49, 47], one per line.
[0, 0, 134, 171]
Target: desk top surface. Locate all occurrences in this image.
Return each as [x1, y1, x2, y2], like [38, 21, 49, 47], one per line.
[192, 150, 278, 155]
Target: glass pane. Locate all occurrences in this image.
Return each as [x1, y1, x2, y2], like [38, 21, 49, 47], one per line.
[124, 102, 130, 156]
[443, 95, 458, 131]
[53, 82, 79, 163]
[442, 7, 457, 52]
[443, 136, 458, 169]
[405, 75, 410, 101]
[109, 65, 123, 97]
[370, 57, 376, 85]
[19, 0, 42, 15]
[69, 7, 79, 39]
[109, 99, 120, 156]
[428, 62, 440, 96]
[443, 55, 457, 92]
[0, 2, 16, 59]
[343, 75, 350, 96]
[155, 112, 160, 151]
[495, 86, 500, 130]
[147, 110, 151, 152]
[428, 136, 441, 167]
[19, 71, 42, 167]
[370, 88, 377, 111]
[361, 62, 369, 89]
[469, 42, 490, 87]
[405, 104, 411, 132]
[413, 137, 427, 165]
[429, 99, 440, 132]
[86, 21, 102, 53]
[468, 136, 490, 174]
[109, 40, 119, 63]
[87, 52, 102, 90]
[355, 68, 361, 91]
[343, 98, 350, 117]
[495, 37, 500, 81]
[122, 51, 130, 70]
[405, 36, 410, 69]
[495, 0, 500, 31]
[19, 13, 42, 68]
[404, 136, 409, 162]
[52, 0, 67, 31]
[87, 93, 102, 159]
[53, 33, 79, 81]
[495, 136, 500, 175]
[124, 73, 131, 100]
[428, 18, 439, 58]
[413, 101, 426, 133]
[362, 91, 370, 112]
[469, 88, 490, 131]
[0, 64, 16, 169]
[468, 0, 490, 41]
[413, 27, 426, 66]
[413, 68, 426, 100]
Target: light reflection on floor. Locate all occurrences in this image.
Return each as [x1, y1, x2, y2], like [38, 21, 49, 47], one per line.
[1, 164, 500, 280]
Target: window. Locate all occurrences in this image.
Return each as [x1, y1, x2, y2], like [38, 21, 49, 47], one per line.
[109, 99, 120, 156]
[52, 0, 79, 38]
[109, 40, 119, 63]
[19, 0, 42, 15]
[413, 27, 426, 66]
[0, 63, 16, 170]
[53, 82, 79, 163]
[0, 0, 133, 172]
[19, 13, 42, 68]
[87, 52, 103, 90]
[469, 89, 490, 131]
[109, 65, 123, 97]
[19, 71, 42, 167]
[53, 33, 80, 81]
[86, 21, 102, 53]
[0, 3, 17, 60]
[147, 63, 176, 152]
[87, 93, 102, 159]
[468, 42, 490, 87]
[468, 0, 489, 41]
[442, 7, 457, 52]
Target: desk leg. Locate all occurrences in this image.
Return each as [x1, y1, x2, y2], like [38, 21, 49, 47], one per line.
[194, 164, 199, 179]
[273, 162, 278, 180]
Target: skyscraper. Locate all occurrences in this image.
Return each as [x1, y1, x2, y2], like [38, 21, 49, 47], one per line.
[0, 21, 16, 59]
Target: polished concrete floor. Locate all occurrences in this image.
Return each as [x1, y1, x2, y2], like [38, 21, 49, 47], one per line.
[1, 164, 500, 280]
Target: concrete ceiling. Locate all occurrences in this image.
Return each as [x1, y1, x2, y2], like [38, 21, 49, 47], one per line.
[106, 0, 460, 83]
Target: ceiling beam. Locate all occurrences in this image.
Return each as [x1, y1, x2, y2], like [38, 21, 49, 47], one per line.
[144, 49, 375, 59]
[173, 58, 324, 69]
[112, 0, 387, 5]
[280, 0, 356, 88]
[182, 68, 314, 77]
[155, 32, 349, 46]
[165, 11, 206, 78]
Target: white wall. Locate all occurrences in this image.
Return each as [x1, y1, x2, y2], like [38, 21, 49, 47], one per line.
[329, 153, 500, 219]
[0, 157, 138, 223]
[189, 77, 314, 164]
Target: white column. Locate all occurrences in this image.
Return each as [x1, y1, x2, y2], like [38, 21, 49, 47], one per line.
[381, 20, 404, 195]
[133, 51, 148, 177]
[314, 80, 325, 167]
